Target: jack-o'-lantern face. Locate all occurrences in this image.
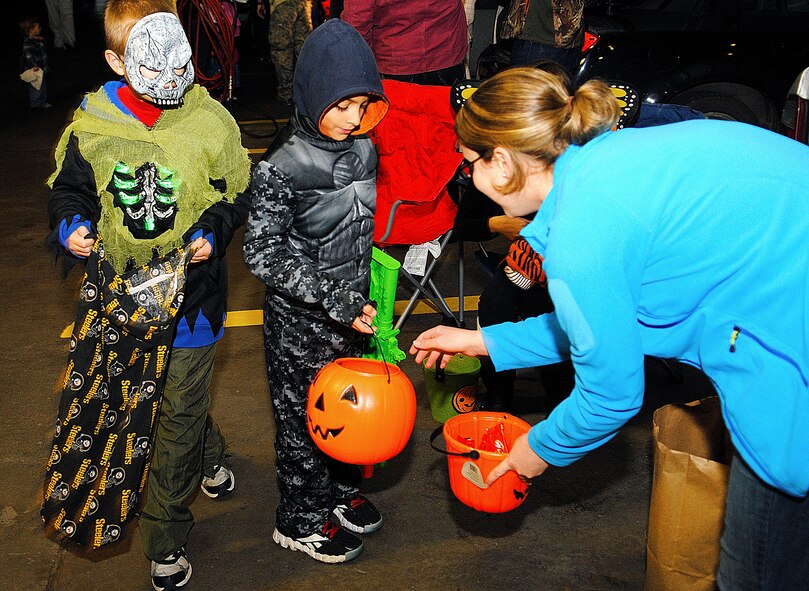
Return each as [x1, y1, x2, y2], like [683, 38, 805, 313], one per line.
[306, 358, 417, 465]
[452, 385, 477, 413]
[307, 385, 358, 440]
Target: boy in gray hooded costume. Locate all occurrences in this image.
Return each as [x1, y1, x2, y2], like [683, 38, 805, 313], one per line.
[243, 19, 389, 563]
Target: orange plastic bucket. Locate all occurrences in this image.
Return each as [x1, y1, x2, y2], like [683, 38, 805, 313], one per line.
[432, 412, 532, 513]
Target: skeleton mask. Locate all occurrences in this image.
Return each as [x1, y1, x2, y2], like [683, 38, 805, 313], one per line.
[124, 12, 194, 107]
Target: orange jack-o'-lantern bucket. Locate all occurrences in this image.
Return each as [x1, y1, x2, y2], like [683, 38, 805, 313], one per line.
[431, 412, 532, 513]
[422, 354, 480, 423]
[307, 358, 417, 465]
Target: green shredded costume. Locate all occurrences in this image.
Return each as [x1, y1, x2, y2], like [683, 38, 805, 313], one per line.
[49, 84, 251, 272]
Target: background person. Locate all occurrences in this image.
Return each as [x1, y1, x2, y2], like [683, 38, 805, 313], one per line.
[342, 0, 468, 86]
[19, 16, 50, 109]
[453, 181, 573, 413]
[411, 66, 809, 590]
[45, 0, 76, 49]
[257, 0, 312, 105]
[501, 0, 583, 76]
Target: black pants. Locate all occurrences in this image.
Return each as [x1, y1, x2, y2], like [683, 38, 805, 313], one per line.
[477, 269, 574, 412]
[382, 62, 466, 87]
[263, 294, 363, 537]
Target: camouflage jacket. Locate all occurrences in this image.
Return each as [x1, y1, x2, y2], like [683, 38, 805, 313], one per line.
[501, 0, 584, 49]
[243, 115, 377, 327]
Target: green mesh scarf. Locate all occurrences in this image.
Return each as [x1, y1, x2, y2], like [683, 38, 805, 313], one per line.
[49, 85, 251, 272]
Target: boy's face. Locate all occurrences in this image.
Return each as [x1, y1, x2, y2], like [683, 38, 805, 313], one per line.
[320, 96, 372, 140]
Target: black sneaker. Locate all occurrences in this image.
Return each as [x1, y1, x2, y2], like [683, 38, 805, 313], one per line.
[272, 522, 364, 563]
[151, 547, 192, 591]
[200, 465, 235, 499]
[332, 494, 383, 534]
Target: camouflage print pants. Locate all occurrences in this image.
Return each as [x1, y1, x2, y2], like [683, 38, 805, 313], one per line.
[263, 293, 362, 538]
[269, 0, 312, 102]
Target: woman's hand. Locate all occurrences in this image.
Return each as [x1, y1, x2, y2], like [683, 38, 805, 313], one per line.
[409, 325, 488, 368]
[488, 215, 530, 242]
[351, 303, 377, 334]
[66, 227, 94, 258]
[484, 433, 549, 487]
[189, 237, 212, 263]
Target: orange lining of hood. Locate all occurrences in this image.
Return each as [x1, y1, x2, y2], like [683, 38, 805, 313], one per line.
[318, 93, 390, 137]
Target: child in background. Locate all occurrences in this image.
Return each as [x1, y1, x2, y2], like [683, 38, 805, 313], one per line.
[46, 0, 251, 588]
[20, 16, 50, 109]
[256, 0, 312, 105]
[243, 19, 388, 563]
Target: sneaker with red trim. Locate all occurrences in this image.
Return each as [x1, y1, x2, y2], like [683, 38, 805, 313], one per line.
[272, 522, 363, 563]
[332, 494, 383, 534]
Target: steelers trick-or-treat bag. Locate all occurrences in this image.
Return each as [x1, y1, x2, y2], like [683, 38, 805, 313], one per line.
[41, 238, 193, 549]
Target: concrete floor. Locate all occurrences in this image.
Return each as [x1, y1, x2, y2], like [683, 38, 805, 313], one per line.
[0, 8, 717, 590]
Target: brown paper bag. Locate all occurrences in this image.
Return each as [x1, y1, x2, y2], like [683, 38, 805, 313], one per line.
[644, 396, 734, 591]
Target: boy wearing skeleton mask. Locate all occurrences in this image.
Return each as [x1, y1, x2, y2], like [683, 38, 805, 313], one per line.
[46, 1, 251, 589]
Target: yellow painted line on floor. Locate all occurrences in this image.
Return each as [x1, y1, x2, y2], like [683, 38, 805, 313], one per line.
[224, 309, 263, 327]
[60, 295, 479, 337]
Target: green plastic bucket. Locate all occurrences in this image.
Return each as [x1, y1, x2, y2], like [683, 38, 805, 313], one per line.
[423, 354, 481, 423]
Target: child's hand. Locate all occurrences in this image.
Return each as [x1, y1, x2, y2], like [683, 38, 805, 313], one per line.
[351, 303, 377, 334]
[189, 237, 212, 263]
[67, 228, 94, 258]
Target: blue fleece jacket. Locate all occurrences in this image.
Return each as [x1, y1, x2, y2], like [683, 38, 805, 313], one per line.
[482, 120, 809, 497]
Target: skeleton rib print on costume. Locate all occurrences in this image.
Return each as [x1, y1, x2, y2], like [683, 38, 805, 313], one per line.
[123, 12, 195, 107]
[110, 161, 178, 238]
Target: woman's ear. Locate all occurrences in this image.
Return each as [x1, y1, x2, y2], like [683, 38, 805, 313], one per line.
[104, 50, 126, 77]
[491, 146, 513, 179]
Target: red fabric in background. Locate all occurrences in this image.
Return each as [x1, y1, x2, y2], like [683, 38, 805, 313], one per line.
[371, 80, 463, 247]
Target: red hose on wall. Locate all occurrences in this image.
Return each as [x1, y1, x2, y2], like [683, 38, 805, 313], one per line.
[177, 0, 236, 102]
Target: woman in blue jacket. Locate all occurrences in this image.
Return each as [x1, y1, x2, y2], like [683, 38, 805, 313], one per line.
[411, 66, 809, 590]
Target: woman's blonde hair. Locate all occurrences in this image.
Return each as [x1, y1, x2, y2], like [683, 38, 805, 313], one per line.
[104, 0, 178, 55]
[456, 66, 620, 194]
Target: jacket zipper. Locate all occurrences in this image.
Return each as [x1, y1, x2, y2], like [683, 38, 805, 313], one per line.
[729, 326, 741, 353]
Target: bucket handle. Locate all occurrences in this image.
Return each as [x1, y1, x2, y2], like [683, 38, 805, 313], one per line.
[434, 353, 446, 383]
[429, 424, 480, 460]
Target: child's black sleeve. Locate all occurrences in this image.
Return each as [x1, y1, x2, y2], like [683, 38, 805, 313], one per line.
[185, 185, 251, 256]
[47, 134, 101, 249]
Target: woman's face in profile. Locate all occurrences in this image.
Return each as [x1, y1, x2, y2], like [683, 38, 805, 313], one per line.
[459, 146, 505, 202]
[459, 145, 541, 218]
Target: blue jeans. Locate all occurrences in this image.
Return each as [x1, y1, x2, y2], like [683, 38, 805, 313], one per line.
[634, 103, 705, 127]
[717, 453, 809, 590]
[28, 77, 48, 108]
[509, 39, 581, 78]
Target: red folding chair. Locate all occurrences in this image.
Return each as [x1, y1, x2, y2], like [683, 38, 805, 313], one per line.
[371, 79, 465, 329]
